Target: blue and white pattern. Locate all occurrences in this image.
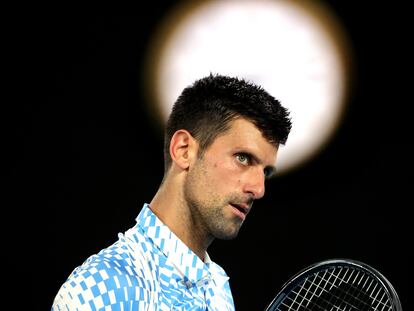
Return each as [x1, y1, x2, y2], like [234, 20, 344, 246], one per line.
[52, 204, 235, 310]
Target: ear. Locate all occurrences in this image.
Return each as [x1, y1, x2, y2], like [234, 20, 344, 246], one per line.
[169, 130, 197, 170]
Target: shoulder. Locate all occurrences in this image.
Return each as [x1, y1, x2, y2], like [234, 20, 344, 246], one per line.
[52, 239, 154, 309]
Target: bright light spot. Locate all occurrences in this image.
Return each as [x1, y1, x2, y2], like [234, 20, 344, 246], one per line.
[145, 0, 353, 175]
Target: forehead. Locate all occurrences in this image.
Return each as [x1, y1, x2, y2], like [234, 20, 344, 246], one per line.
[208, 118, 278, 163]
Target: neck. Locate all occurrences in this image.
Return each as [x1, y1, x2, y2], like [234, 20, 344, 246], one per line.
[149, 173, 213, 260]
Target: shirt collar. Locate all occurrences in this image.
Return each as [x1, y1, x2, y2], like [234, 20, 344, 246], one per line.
[135, 203, 229, 285]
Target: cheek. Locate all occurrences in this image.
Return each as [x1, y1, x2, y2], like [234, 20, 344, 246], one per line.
[209, 159, 240, 186]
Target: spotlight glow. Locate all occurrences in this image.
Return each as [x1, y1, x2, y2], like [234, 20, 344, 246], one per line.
[145, 0, 353, 175]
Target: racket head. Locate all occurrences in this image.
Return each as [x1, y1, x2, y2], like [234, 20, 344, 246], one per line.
[265, 258, 402, 311]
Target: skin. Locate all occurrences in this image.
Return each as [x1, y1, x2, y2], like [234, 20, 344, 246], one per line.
[150, 117, 278, 260]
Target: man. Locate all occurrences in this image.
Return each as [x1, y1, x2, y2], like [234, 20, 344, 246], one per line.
[52, 74, 292, 310]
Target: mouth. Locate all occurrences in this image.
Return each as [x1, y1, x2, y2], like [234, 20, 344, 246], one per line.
[229, 203, 250, 220]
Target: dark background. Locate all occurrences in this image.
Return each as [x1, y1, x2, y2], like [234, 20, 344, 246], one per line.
[8, 1, 411, 310]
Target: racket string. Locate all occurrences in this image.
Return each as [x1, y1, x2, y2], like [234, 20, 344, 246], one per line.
[274, 267, 392, 311]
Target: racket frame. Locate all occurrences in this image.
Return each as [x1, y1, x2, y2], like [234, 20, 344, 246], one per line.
[265, 258, 402, 311]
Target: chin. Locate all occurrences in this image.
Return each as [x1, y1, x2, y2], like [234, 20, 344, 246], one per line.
[214, 227, 241, 240]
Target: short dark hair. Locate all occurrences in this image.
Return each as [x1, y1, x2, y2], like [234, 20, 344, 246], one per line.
[164, 74, 292, 171]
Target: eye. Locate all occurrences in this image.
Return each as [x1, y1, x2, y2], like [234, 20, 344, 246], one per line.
[264, 167, 274, 178]
[236, 153, 250, 165]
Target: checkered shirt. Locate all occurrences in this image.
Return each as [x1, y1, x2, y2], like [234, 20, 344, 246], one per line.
[52, 204, 235, 310]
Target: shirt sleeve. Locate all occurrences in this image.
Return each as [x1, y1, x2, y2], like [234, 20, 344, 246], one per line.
[51, 260, 152, 310]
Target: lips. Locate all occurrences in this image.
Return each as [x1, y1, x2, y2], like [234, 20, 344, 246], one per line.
[229, 202, 250, 217]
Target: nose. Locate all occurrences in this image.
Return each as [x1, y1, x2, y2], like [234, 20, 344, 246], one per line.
[243, 168, 266, 199]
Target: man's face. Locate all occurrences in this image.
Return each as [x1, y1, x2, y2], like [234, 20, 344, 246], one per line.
[184, 118, 278, 240]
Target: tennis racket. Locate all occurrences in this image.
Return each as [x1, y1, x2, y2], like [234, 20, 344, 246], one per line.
[265, 259, 402, 311]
